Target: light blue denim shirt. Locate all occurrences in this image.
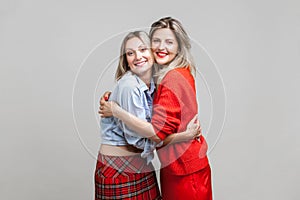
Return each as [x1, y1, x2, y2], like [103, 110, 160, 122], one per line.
[100, 71, 159, 163]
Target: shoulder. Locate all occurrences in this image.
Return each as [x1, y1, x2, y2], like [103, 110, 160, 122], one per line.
[116, 72, 142, 96]
[161, 67, 194, 85]
[117, 72, 139, 86]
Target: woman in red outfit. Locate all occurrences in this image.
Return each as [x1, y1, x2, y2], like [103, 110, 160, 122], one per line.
[100, 17, 212, 200]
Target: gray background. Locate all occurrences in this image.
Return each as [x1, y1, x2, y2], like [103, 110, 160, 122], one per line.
[1, 0, 299, 199]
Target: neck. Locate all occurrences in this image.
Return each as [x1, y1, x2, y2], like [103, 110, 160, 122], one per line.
[139, 70, 152, 88]
[158, 63, 170, 70]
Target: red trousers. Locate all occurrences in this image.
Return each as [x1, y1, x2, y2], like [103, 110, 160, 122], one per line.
[160, 164, 212, 200]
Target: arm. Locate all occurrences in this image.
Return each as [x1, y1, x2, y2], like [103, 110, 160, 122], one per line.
[161, 116, 201, 146]
[99, 100, 201, 144]
[110, 101, 157, 138]
[99, 90, 158, 138]
[115, 86, 156, 139]
[151, 69, 198, 141]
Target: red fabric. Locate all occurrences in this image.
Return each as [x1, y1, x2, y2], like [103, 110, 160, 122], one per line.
[160, 165, 213, 200]
[152, 68, 209, 174]
[94, 153, 161, 200]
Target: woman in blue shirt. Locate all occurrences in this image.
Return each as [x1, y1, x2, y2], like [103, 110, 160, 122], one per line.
[95, 31, 200, 200]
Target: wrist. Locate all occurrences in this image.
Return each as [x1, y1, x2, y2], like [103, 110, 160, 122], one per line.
[112, 103, 121, 118]
[178, 130, 191, 142]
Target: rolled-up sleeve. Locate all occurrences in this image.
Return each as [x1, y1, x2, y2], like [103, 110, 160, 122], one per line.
[151, 71, 183, 140]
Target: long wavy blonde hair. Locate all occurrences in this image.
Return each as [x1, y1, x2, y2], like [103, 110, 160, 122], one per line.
[149, 17, 196, 83]
[115, 31, 152, 81]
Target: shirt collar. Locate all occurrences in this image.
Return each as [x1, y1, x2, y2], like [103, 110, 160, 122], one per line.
[148, 78, 156, 94]
[130, 72, 155, 95]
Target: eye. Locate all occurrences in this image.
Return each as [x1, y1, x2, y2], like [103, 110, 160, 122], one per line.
[126, 51, 134, 56]
[152, 38, 160, 43]
[166, 40, 174, 45]
[139, 47, 148, 52]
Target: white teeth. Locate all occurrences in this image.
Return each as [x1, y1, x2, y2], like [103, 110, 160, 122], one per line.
[157, 52, 167, 56]
[135, 61, 146, 66]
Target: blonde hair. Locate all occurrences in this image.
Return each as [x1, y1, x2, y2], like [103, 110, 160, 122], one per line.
[115, 31, 151, 81]
[149, 17, 196, 83]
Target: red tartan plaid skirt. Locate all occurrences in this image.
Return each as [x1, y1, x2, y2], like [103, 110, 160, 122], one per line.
[94, 153, 161, 200]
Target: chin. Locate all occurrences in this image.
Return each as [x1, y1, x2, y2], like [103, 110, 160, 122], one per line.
[156, 59, 167, 65]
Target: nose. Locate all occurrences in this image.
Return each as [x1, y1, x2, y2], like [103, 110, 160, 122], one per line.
[135, 51, 143, 60]
[158, 41, 165, 50]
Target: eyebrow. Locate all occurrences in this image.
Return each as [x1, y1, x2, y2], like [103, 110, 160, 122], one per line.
[125, 44, 147, 51]
[138, 44, 147, 48]
[152, 37, 175, 41]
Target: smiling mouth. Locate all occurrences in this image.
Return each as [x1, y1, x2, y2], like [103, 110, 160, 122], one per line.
[156, 52, 168, 58]
[134, 60, 147, 67]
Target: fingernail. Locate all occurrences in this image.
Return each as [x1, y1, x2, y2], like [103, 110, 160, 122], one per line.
[104, 96, 109, 101]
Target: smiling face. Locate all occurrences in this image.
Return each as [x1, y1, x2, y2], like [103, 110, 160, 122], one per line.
[151, 28, 179, 66]
[125, 37, 154, 78]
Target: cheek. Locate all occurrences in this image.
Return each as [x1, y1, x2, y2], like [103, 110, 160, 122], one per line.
[168, 45, 178, 53]
[148, 55, 154, 65]
[127, 58, 134, 68]
[145, 51, 152, 59]
[151, 43, 159, 50]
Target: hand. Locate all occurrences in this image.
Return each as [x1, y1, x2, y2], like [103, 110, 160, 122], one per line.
[161, 114, 202, 146]
[186, 114, 202, 142]
[98, 91, 112, 116]
[99, 91, 112, 106]
[98, 101, 119, 118]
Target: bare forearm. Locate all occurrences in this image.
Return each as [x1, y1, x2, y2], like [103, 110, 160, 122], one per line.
[114, 105, 157, 139]
[162, 130, 195, 146]
[102, 102, 200, 144]
[114, 106, 199, 145]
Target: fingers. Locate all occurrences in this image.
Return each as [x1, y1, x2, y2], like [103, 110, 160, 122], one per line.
[98, 104, 104, 113]
[187, 114, 198, 129]
[195, 118, 200, 126]
[98, 92, 113, 117]
[100, 98, 105, 106]
[188, 124, 195, 131]
[98, 102, 107, 116]
[98, 109, 104, 115]
[189, 125, 201, 142]
[191, 114, 198, 123]
[192, 127, 201, 137]
[103, 91, 111, 101]
[98, 110, 109, 118]
[196, 127, 202, 137]
[103, 91, 111, 98]
[190, 123, 200, 130]
[195, 127, 202, 142]
[99, 101, 109, 111]
[100, 91, 111, 105]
